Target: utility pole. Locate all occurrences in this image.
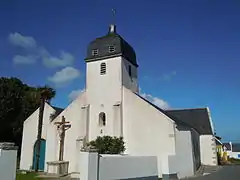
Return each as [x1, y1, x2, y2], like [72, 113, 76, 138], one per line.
[54, 116, 71, 161]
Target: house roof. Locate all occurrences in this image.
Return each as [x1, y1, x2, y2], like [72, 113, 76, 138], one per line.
[223, 143, 231, 150]
[165, 108, 213, 135]
[135, 93, 195, 130]
[232, 143, 240, 152]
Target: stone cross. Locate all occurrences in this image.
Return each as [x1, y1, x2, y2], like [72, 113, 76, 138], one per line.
[54, 116, 71, 161]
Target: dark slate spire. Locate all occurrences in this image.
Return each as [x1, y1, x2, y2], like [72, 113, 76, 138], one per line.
[85, 24, 138, 67]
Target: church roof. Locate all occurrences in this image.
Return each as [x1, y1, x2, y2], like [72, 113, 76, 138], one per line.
[50, 105, 64, 121]
[135, 93, 195, 130]
[85, 25, 138, 67]
[166, 108, 213, 135]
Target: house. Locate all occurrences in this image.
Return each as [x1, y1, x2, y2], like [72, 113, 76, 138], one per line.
[166, 108, 218, 166]
[20, 24, 218, 179]
[223, 142, 240, 159]
[231, 144, 240, 159]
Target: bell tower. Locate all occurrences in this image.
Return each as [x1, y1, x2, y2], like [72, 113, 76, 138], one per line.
[84, 23, 138, 140]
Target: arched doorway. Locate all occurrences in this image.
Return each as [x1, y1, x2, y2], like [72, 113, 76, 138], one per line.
[32, 139, 46, 171]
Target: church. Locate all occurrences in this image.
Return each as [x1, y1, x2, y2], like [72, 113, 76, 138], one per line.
[20, 24, 218, 179]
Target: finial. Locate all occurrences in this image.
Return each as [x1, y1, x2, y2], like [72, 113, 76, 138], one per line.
[109, 8, 116, 34]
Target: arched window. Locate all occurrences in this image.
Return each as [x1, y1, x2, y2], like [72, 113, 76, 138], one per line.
[100, 62, 106, 75]
[99, 112, 106, 126]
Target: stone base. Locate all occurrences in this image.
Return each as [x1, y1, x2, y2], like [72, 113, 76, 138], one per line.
[46, 161, 69, 176]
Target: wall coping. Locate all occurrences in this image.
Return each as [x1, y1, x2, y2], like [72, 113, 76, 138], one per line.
[0, 142, 18, 150]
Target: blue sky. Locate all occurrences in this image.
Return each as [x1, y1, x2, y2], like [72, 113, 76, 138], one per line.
[0, 0, 239, 142]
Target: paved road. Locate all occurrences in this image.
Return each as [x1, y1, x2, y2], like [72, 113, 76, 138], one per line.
[185, 165, 240, 180]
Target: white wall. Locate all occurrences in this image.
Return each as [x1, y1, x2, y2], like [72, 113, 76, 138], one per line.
[175, 129, 194, 178]
[200, 135, 217, 165]
[20, 103, 55, 170]
[122, 87, 177, 178]
[0, 144, 18, 180]
[86, 57, 123, 140]
[45, 92, 87, 173]
[79, 152, 158, 180]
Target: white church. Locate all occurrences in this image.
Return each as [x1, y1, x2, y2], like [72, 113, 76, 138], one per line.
[20, 24, 219, 179]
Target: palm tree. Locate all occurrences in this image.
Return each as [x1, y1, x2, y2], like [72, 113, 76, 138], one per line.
[35, 86, 55, 172]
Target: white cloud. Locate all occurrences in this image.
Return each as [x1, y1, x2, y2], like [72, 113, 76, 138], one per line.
[68, 89, 85, 102]
[13, 55, 38, 64]
[160, 71, 177, 81]
[48, 66, 80, 86]
[9, 32, 75, 68]
[42, 51, 74, 68]
[139, 88, 170, 109]
[9, 32, 37, 49]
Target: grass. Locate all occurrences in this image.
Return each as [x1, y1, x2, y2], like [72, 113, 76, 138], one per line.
[229, 157, 240, 164]
[16, 172, 37, 180]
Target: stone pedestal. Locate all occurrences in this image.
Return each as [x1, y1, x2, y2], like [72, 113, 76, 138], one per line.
[46, 161, 69, 176]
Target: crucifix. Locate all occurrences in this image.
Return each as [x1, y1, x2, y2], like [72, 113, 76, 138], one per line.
[54, 116, 71, 161]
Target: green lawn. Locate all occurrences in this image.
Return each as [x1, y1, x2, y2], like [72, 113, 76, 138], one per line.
[229, 158, 240, 164]
[16, 172, 37, 180]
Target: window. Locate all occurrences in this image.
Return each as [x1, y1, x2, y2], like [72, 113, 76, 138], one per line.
[100, 62, 106, 75]
[128, 65, 132, 77]
[99, 112, 106, 126]
[92, 49, 99, 56]
[108, 45, 116, 53]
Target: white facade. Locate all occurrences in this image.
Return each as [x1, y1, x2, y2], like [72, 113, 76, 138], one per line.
[20, 103, 56, 170]
[200, 135, 217, 165]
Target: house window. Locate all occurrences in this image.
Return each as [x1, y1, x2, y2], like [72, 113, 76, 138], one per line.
[92, 49, 99, 56]
[108, 45, 116, 53]
[99, 112, 106, 126]
[100, 62, 106, 75]
[128, 65, 132, 77]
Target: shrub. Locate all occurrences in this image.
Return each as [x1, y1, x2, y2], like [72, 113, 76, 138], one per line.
[87, 136, 125, 154]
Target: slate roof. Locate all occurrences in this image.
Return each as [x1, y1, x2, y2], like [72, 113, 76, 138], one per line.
[85, 25, 138, 67]
[232, 143, 240, 152]
[223, 143, 231, 151]
[165, 108, 213, 135]
[135, 93, 195, 130]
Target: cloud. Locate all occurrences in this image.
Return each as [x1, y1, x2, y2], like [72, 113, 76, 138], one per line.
[9, 32, 37, 49]
[159, 71, 177, 81]
[13, 55, 38, 64]
[68, 89, 85, 102]
[139, 88, 170, 109]
[9, 32, 75, 68]
[42, 51, 74, 68]
[48, 66, 80, 86]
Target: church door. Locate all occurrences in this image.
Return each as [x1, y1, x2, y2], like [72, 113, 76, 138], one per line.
[32, 139, 46, 171]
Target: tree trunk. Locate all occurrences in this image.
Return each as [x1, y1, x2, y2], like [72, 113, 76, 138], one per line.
[35, 96, 45, 172]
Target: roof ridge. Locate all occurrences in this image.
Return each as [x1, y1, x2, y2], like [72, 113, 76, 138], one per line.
[166, 107, 208, 111]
